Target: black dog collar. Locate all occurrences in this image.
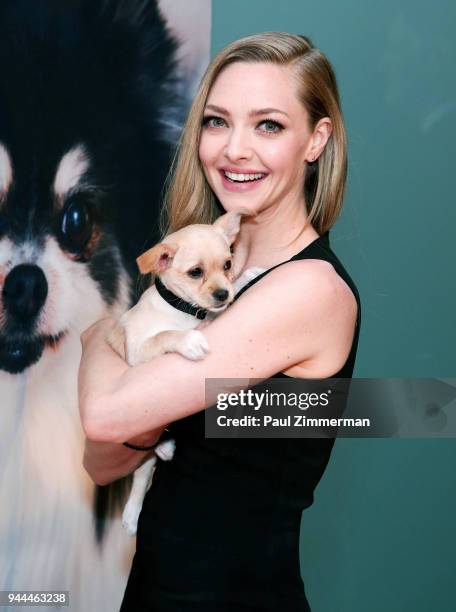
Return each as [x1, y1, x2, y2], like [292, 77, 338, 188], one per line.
[154, 276, 208, 320]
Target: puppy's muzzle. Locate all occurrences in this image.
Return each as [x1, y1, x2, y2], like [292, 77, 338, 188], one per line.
[212, 288, 229, 304]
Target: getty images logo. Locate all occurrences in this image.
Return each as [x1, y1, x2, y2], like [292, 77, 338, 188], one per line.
[216, 388, 331, 411]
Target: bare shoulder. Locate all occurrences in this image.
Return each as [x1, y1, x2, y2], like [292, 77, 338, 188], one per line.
[237, 257, 357, 320]
[231, 257, 358, 377]
[288, 258, 357, 316]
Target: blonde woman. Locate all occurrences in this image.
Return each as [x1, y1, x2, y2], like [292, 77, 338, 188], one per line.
[79, 33, 361, 611]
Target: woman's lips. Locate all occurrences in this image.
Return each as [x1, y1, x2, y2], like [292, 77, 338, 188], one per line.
[219, 170, 267, 192]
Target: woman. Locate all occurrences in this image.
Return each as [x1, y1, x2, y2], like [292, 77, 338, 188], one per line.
[79, 33, 360, 611]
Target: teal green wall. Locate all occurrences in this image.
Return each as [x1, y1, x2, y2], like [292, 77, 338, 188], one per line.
[212, 2, 456, 610]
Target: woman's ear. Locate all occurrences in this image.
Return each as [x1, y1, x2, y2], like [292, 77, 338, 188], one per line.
[306, 117, 332, 162]
[213, 208, 253, 245]
[136, 243, 177, 274]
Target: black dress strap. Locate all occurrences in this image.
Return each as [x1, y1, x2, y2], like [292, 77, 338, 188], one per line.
[233, 231, 331, 303]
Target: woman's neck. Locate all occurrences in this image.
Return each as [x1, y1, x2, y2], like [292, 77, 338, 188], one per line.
[232, 198, 319, 276]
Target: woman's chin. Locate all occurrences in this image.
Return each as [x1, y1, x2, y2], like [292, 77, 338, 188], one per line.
[216, 198, 261, 215]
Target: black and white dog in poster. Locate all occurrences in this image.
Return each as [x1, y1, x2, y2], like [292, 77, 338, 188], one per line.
[0, 1, 210, 609]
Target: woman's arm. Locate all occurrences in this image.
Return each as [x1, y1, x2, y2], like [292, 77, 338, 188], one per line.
[78, 323, 168, 484]
[79, 259, 357, 443]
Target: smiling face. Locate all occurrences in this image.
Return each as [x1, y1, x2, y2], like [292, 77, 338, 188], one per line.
[198, 62, 314, 216]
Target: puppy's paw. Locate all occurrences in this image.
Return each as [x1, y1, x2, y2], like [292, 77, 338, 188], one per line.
[126, 352, 141, 367]
[155, 439, 176, 461]
[106, 324, 126, 360]
[234, 267, 266, 292]
[122, 500, 142, 536]
[244, 266, 267, 278]
[178, 330, 209, 360]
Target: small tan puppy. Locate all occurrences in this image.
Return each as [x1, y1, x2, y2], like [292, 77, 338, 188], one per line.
[107, 210, 263, 534]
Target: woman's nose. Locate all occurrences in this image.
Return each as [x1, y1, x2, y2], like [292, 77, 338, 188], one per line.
[224, 128, 252, 161]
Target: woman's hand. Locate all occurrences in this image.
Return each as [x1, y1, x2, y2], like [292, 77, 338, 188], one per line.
[80, 316, 116, 349]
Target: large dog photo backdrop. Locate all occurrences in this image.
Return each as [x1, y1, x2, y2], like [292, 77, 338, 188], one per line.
[0, 1, 211, 610]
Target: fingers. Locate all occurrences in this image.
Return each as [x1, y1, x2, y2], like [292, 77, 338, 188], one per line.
[80, 317, 116, 346]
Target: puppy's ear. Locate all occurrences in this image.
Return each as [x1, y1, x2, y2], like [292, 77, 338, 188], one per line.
[136, 243, 177, 274]
[213, 208, 252, 245]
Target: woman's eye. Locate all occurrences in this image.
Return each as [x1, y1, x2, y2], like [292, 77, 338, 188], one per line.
[224, 260, 231, 271]
[59, 199, 92, 252]
[202, 115, 226, 129]
[188, 267, 203, 279]
[258, 119, 284, 134]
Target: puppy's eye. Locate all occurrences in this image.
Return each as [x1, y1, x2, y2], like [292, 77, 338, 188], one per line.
[59, 198, 92, 252]
[188, 267, 203, 279]
[224, 260, 231, 271]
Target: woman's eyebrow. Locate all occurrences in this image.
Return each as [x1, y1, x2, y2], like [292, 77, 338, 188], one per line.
[204, 104, 289, 118]
[250, 107, 289, 118]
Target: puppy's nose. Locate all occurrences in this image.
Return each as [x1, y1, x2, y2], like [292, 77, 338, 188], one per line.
[212, 288, 229, 303]
[2, 264, 48, 321]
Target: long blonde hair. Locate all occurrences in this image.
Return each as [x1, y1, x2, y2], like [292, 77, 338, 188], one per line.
[161, 32, 347, 237]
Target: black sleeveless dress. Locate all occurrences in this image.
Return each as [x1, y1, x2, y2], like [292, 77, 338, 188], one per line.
[120, 231, 361, 611]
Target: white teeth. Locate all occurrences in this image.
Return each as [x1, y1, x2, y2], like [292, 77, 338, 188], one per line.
[224, 171, 265, 182]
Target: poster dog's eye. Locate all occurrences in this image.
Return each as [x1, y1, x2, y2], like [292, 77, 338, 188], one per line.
[224, 260, 231, 271]
[60, 199, 92, 252]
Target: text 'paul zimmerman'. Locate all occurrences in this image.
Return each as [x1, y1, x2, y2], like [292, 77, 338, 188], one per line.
[215, 389, 371, 428]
